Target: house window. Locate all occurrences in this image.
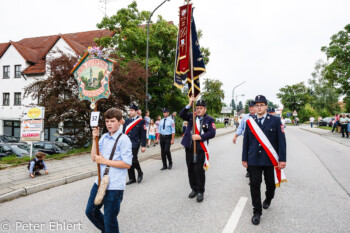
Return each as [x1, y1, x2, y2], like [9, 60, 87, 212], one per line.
[14, 93, 21, 106]
[3, 93, 10, 106]
[3, 66, 10, 79]
[15, 65, 21, 78]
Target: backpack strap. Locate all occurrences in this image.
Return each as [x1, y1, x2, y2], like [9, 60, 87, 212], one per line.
[103, 133, 123, 176]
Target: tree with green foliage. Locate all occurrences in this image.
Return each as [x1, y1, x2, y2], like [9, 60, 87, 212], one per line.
[267, 100, 278, 109]
[236, 101, 243, 113]
[277, 82, 311, 112]
[200, 78, 225, 115]
[308, 60, 340, 114]
[95, 1, 210, 118]
[321, 24, 350, 112]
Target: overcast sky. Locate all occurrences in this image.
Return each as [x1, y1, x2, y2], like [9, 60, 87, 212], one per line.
[1, 0, 350, 108]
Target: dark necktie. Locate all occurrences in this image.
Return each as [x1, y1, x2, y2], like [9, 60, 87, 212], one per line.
[163, 118, 166, 129]
[258, 117, 264, 128]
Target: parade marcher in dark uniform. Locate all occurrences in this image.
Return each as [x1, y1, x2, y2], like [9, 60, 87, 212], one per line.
[123, 104, 146, 185]
[267, 107, 276, 115]
[158, 108, 175, 170]
[233, 100, 256, 178]
[180, 96, 216, 202]
[224, 116, 229, 127]
[242, 95, 287, 225]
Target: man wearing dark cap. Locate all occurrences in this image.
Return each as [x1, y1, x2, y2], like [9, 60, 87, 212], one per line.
[242, 95, 287, 225]
[123, 104, 147, 185]
[158, 108, 175, 170]
[233, 100, 256, 178]
[180, 96, 216, 202]
[267, 107, 276, 115]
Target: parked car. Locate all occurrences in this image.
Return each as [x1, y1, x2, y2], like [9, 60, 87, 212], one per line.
[53, 141, 71, 150]
[0, 143, 30, 158]
[284, 118, 292, 124]
[0, 135, 19, 143]
[15, 143, 48, 156]
[55, 135, 91, 148]
[33, 142, 67, 155]
[318, 117, 335, 127]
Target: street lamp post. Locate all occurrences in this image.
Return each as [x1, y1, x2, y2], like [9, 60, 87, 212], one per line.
[231, 81, 246, 107]
[146, 0, 170, 111]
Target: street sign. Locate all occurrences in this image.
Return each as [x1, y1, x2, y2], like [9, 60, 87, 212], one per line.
[286, 112, 292, 117]
[221, 107, 233, 114]
[70, 47, 116, 109]
[20, 119, 43, 142]
[293, 110, 298, 116]
[90, 111, 100, 127]
[23, 107, 45, 120]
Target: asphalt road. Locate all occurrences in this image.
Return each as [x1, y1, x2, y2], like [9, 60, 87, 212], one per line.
[0, 127, 350, 233]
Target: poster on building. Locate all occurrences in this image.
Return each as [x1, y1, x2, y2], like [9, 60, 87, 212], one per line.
[221, 107, 233, 114]
[20, 119, 43, 142]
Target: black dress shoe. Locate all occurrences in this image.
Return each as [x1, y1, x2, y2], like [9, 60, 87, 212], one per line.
[126, 179, 136, 185]
[160, 167, 167, 170]
[246, 171, 249, 178]
[188, 191, 198, 198]
[137, 172, 143, 183]
[168, 164, 172, 170]
[251, 213, 261, 225]
[197, 193, 204, 202]
[263, 200, 271, 209]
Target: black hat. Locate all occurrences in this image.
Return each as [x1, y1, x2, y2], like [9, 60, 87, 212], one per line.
[268, 107, 275, 113]
[162, 108, 169, 113]
[129, 104, 139, 111]
[249, 100, 255, 107]
[254, 95, 267, 104]
[196, 99, 206, 107]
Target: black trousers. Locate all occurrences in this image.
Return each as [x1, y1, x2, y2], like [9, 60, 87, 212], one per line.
[128, 147, 142, 181]
[185, 147, 205, 193]
[160, 135, 172, 168]
[340, 124, 349, 137]
[248, 165, 276, 215]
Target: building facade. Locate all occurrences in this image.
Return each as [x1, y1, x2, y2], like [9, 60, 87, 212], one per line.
[0, 30, 114, 140]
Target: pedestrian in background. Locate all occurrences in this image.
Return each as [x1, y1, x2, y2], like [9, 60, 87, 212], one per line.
[332, 113, 340, 133]
[171, 111, 177, 121]
[155, 116, 161, 145]
[183, 121, 188, 136]
[137, 110, 142, 118]
[318, 116, 322, 126]
[309, 116, 315, 128]
[158, 108, 175, 170]
[144, 110, 151, 128]
[339, 114, 349, 138]
[347, 115, 350, 135]
[147, 119, 157, 147]
[28, 152, 49, 178]
[224, 116, 229, 127]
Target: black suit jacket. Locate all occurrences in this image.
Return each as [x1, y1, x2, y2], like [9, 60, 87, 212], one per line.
[242, 114, 286, 166]
[123, 117, 147, 148]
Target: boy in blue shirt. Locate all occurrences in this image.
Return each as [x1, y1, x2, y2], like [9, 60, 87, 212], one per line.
[85, 108, 133, 233]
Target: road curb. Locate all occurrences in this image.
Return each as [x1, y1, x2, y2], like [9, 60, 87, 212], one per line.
[300, 128, 350, 148]
[0, 129, 234, 203]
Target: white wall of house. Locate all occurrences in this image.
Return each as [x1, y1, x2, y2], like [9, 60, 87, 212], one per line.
[0, 38, 77, 139]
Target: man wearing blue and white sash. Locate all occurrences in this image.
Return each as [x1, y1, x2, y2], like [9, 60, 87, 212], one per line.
[242, 95, 287, 225]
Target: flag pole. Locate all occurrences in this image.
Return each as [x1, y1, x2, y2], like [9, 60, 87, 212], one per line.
[94, 104, 101, 187]
[188, 2, 197, 163]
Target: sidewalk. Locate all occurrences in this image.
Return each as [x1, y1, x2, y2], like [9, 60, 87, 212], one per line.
[299, 125, 350, 148]
[0, 127, 234, 203]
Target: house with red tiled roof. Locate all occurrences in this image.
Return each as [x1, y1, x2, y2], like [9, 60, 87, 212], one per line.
[0, 29, 114, 140]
